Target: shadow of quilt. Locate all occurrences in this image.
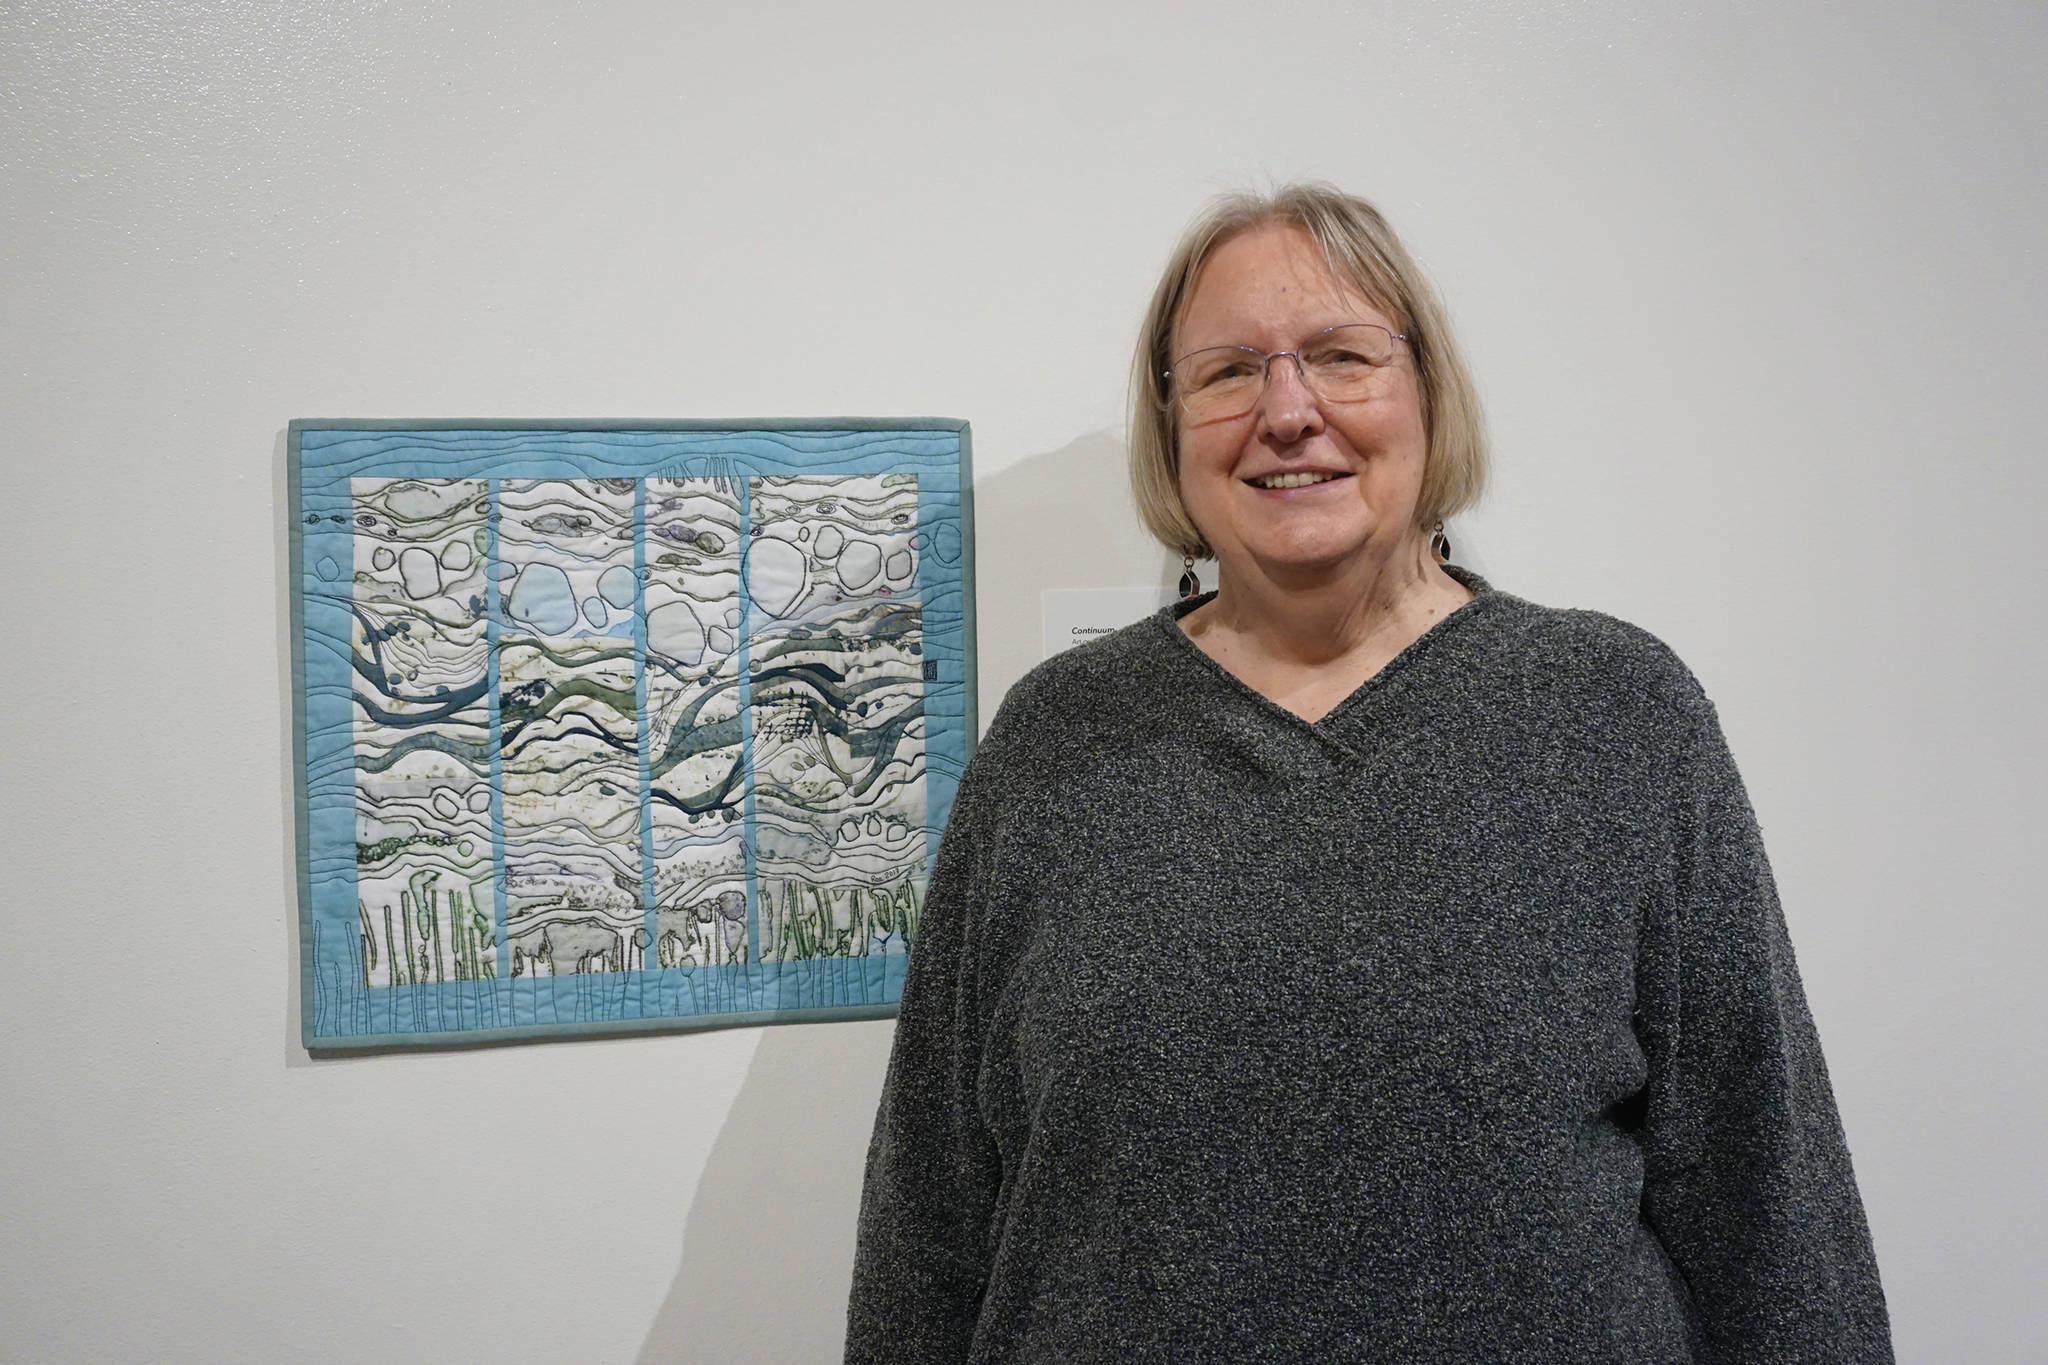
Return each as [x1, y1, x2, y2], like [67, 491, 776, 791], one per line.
[637, 1016, 893, 1364]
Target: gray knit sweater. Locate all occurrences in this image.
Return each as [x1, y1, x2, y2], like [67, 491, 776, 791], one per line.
[846, 565, 1891, 1363]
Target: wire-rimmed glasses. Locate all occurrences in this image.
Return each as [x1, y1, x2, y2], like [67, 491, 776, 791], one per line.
[1165, 323, 1407, 424]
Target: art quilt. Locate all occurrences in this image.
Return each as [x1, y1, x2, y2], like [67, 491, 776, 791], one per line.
[289, 420, 975, 1049]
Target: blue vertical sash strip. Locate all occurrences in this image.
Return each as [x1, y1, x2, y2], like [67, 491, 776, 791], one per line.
[635, 481, 656, 993]
[911, 442, 970, 888]
[737, 474, 761, 971]
[488, 480, 511, 984]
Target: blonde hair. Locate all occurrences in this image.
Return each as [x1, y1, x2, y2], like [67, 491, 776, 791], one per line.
[1128, 183, 1489, 559]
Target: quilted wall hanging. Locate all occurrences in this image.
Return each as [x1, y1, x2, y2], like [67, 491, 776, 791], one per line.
[288, 420, 975, 1049]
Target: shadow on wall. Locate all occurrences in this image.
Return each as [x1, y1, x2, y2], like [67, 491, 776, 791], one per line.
[635, 427, 1175, 1363]
[964, 426, 1179, 722]
[635, 1016, 893, 1364]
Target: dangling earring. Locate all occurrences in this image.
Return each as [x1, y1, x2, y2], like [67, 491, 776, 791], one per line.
[1428, 521, 1452, 564]
[1178, 554, 1202, 599]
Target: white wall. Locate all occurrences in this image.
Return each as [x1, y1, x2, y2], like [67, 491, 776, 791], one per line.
[4, 2, 2041, 1360]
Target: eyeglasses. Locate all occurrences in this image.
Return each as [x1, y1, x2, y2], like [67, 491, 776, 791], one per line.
[1164, 323, 1407, 423]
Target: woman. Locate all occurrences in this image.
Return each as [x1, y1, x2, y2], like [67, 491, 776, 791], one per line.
[846, 184, 1891, 1362]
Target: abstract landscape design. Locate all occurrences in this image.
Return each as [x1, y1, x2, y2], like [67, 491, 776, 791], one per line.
[290, 422, 973, 1048]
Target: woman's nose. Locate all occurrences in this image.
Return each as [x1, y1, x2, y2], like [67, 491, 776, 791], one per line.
[1257, 353, 1324, 442]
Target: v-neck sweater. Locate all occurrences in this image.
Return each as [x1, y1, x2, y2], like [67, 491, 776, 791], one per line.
[846, 566, 1891, 1363]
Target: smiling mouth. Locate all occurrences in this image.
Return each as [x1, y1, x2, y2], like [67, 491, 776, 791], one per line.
[1246, 471, 1349, 490]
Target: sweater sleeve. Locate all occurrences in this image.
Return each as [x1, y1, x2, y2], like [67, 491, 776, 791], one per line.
[842, 703, 1013, 1363]
[1635, 694, 1893, 1362]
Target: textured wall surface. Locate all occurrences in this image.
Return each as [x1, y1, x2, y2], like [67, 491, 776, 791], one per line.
[3, 2, 2042, 1360]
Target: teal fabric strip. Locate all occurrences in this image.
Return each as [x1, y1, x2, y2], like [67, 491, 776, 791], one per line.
[289, 442, 319, 1045]
[304, 991, 905, 1053]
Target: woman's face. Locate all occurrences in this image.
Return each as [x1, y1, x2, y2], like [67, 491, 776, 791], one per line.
[1172, 222, 1430, 584]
